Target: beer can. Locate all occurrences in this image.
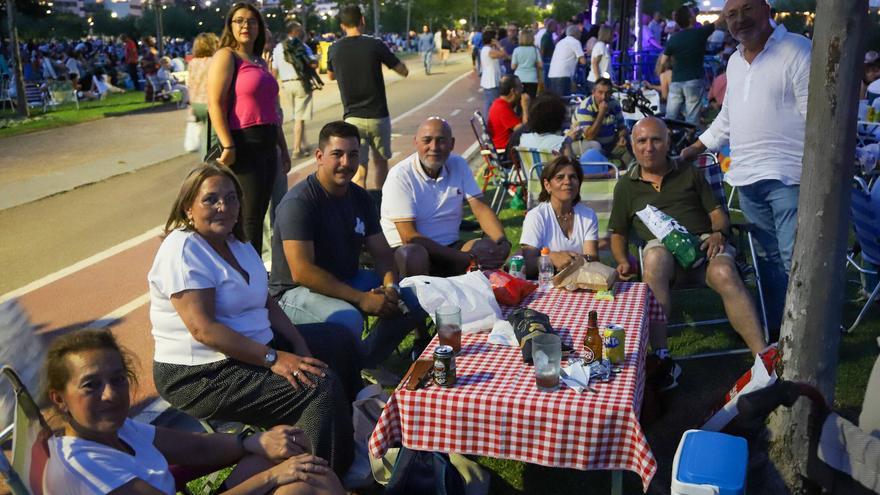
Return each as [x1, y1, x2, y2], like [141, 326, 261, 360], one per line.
[602, 324, 626, 366]
[433, 345, 456, 387]
[509, 255, 525, 279]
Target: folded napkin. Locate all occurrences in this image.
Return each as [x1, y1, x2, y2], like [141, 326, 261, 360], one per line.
[560, 361, 591, 393]
[487, 320, 518, 347]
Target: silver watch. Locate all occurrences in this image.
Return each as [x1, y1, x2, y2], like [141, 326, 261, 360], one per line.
[263, 348, 278, 368]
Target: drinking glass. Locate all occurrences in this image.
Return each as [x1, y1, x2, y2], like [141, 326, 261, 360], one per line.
[532, 333, 561, 391]
[436, 305, 462, 353]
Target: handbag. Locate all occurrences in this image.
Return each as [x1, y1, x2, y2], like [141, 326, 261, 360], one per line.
[183, 121, 202, 153]
[204, 55, 239, 162]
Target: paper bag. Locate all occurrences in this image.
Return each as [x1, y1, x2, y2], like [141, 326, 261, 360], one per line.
[552, 256, 618, 291]
[401, 271, 502, 333]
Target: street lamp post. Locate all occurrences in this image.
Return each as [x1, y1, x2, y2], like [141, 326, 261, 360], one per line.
[155, 0, 165, 56]
[472, 0, 477, 28]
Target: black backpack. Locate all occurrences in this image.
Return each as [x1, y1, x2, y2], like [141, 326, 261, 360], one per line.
[282, 37, 324, 94]
[384, 448, 466, 495]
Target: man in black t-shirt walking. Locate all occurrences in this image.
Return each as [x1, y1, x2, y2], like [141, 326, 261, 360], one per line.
[327, 6, 409, 197]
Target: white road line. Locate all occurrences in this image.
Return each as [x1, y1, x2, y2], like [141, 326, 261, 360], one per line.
[0, 226, 164, 303]
[467, 96, 476, 102]
[90, 293, 151, 328]
[3, 70, 479, 302]
[450, 109, 461, 117]
[293, 70, 474, 174]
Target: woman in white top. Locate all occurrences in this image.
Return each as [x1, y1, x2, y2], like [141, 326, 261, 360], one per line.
[588, 25, 613, 84]
[44, 329, 344, 495]
[149, 163, 358, 476]
[519, 155, 599, 278]
[517, 93, 578, 157]
[479, 29, 508, 118]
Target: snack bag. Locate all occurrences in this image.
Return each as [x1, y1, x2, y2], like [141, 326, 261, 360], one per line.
[636, 205, 706, 269]
[486, 269, 537, 306]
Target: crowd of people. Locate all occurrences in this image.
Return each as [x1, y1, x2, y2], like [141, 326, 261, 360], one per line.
[12, 0, 880, 492]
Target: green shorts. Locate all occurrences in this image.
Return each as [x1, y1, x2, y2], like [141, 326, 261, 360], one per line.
[344, 116, 392, 164]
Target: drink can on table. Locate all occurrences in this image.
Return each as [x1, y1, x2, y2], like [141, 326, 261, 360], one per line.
[509, 255, 525, 279]
[433, 345, 456, 387]
[602, 324, 626, 366]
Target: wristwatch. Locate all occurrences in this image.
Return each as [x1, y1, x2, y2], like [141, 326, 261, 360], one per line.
[263, 348, 278, 368]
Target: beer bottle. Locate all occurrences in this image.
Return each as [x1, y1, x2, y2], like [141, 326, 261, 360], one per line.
[583, 310, 602, 364]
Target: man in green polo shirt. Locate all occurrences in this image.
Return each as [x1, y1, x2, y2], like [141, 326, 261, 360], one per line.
[609, 117, 767, 389]
[660, 6, 718, 125]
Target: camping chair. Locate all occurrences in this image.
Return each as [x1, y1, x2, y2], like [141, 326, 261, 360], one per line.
[23, 83, 49, 112]
[0, 75, 14, 111]
[146, 74, 176, 104]
[636, 153, 771, 357]
[0, 366, 51, 495]
[522, 150, 619, 240]
[469, 110, 526, 214]
[844, 177, 880, 333]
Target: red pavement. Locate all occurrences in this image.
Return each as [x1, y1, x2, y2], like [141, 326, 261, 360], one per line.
[10, 71, 483, 408]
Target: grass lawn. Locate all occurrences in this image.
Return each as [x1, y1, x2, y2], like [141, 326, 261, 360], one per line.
[189, 163, 880, 495]
[0, 91, 177, 138]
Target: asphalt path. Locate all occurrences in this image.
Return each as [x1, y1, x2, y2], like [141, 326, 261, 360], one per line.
[0, 55, 483, 408]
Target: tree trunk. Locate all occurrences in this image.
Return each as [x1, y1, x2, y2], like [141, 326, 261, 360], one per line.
[768, 0, 867, 492]
[6, 0, 29, 117]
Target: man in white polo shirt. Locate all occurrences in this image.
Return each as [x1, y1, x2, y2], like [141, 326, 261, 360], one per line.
[381, 117, 511, 276]
[680, 0, 811, 333]
[547, 24, 586, 98]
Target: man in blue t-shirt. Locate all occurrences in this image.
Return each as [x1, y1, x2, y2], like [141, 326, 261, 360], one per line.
[270, 121, 426, 370]
[417, 25, 435, 75]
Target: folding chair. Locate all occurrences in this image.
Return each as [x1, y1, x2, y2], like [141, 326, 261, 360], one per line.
[0, 75, 14, 111]
[0, 366, 52, 495]
[23, 83, 49, 112]
[469, 110, 526, 214]
[636, 153, 770, 357]
[146, 75, 176, 104]
[844, 177, 880, 333]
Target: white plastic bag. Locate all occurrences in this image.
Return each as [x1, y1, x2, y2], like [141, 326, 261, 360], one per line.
[702, 352, 777, 431]
[183, 121, 202, 153]
[400, 271, 502, 333]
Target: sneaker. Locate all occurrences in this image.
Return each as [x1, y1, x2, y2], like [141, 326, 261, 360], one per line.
[654, 356, 681, 392]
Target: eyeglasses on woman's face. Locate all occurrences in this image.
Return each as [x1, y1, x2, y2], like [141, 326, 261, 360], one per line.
[231, 17, 259, 27]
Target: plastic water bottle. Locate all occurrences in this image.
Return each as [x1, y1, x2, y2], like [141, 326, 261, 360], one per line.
[538, 247, 554, 288]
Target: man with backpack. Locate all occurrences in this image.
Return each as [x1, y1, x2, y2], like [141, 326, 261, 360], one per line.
[273, 20, 323, 157]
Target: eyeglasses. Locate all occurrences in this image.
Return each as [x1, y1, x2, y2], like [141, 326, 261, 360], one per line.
[231, 17, 259, 26]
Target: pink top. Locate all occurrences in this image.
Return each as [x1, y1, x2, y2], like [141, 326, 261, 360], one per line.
[708, 72, 727, 106]
[229, 58, 280, 130]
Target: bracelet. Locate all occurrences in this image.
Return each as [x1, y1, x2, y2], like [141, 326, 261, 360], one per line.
[222, 145, 236, 150]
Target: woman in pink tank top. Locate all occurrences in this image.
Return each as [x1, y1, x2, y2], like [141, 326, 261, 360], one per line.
[207, 2, 290, 255]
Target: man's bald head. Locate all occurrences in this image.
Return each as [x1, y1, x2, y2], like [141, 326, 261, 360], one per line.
[415, 117, 455, 171]
[631, 117, 670, 171]
[723, 0, 773, 46]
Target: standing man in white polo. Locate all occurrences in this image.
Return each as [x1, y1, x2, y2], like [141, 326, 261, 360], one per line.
[381, 117, 511, 277]
[547, 24, 586, 98]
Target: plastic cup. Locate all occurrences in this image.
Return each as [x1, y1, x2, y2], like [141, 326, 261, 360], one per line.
[436, 305, 462, 353]
[532, 333, 561, 391]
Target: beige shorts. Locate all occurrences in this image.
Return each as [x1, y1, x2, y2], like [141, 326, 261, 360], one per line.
[344, 116, 393, 164]
[644, 232, 735, 285]
[282, 80, 313, 121]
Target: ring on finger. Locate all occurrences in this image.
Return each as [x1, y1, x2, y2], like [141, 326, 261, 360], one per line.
[292, 370, 300, 377]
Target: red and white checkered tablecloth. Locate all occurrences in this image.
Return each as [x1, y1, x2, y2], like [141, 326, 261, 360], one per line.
[369, 282, 664, 492]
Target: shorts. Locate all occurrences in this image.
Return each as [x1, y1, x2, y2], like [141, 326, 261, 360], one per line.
[344, 116, 392, 164]
[282, 80, 313, 122]
[644, 233, 735, 285]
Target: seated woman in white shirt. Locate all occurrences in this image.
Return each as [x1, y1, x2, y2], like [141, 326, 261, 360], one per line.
[517, 93, 578, 158]
[148, 163, 358, 476]
[43, 329, 344, 495]
[519, 155, 599, 278]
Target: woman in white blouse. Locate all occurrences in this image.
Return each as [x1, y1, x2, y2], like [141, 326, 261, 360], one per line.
[588, 25, 613, 85]
[519, 155, 599, 278]
[148, 163, 357, 476]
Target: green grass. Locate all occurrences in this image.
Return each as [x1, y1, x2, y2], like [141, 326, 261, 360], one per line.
[0, 91, 176, 138]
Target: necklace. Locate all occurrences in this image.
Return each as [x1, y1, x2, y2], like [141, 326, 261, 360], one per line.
[555, 209, 573, 222]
